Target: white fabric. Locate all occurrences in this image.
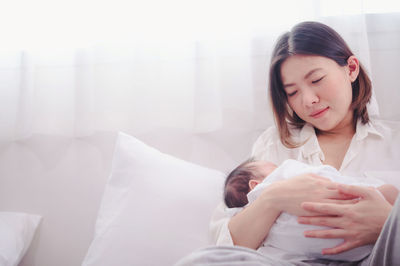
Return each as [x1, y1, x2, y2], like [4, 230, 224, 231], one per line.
[247, 159, 383, 261]
[0, 212, 41, 266]
[251, 119, 400, 179]
[82, 132, 225, 266]
[1, 10, 400, 142]
[210, 119, 400, 260]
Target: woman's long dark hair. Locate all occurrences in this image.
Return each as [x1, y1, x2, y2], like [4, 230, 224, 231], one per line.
[269, 21, 372, 148]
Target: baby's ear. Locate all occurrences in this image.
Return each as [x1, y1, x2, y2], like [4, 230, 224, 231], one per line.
[249, 179, 261, 190]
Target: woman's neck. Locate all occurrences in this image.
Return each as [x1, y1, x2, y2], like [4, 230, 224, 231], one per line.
[314, 112, 356, 170]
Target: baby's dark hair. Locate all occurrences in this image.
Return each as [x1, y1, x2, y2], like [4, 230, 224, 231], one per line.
[224, 158, 260, 208]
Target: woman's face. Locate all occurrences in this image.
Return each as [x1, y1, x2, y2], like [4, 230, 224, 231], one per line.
[280, 55, 358, 132]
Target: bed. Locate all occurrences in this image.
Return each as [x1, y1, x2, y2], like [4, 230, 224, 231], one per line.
[0, 129, 257, 266]
[1, 13, 400, 266]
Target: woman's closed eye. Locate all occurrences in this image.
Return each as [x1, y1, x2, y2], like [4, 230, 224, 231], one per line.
[312, 76, 325, 84]
[287, 91, 297, 97]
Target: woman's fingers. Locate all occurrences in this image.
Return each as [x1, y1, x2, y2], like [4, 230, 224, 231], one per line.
[322, 240, 360, 255]
[298, 215, 343, 228]
[302, 228, 364, 255]
[297, 186, 393, 255]
[325, 189, 359, 200]
[337, 184, 375, 199]
[301, 227, 364, 255]
[302, 228, 347, 238]
[308, 173, 331, 181]
[301, 202, 345, 216]
[325, 198, 360, 204]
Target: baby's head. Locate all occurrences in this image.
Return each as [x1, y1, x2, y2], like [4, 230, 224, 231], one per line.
[224, 158, 277, 208]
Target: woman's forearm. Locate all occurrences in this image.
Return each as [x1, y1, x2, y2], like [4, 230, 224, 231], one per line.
[228, 174, 341, 249]
[228, 192, 281, 249]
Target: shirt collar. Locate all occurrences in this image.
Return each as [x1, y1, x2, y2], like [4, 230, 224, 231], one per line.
[355, 119, 384, 141]
[298, 120, 384, 159]
[298, 123, 321, 159]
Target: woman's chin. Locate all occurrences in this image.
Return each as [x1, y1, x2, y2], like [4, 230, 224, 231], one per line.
[312, 122, 338, 133]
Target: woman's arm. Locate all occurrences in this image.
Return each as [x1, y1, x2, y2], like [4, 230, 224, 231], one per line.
[298, 184, 393, 255]
[228, 189, 281, 249]
[228, 174, 350, 249]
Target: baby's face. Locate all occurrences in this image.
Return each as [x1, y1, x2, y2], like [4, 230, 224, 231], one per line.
[248, 161, 277, 181]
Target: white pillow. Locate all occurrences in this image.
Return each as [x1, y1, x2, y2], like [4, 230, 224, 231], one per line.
[0, 212, 41, 266]
[83, 132, 225, 266]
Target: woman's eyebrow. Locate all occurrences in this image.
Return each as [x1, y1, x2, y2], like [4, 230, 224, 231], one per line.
[304, 68, 323, 79]
[283, 68, 323, 89]
[283, 83, 295, 89]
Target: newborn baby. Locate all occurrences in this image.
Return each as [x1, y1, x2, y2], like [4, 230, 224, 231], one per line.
[224, 159, 398, 261]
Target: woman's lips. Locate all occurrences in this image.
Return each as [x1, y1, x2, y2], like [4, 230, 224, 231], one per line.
[310, 107, 329, 118]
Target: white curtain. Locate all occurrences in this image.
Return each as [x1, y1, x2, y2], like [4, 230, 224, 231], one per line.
[1, 0, 400, 145]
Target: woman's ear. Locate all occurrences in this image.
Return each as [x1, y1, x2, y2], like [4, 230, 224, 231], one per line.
[248, 179, 261, 190]
[347, 55, 360, 82]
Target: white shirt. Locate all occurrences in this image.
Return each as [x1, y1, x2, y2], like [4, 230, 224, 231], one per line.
[209, 119, 400, 260]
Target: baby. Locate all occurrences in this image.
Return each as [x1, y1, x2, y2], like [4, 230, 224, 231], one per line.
[224, 159, 399, 261]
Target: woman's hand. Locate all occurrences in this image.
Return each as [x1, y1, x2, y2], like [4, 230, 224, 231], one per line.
[228, 172, 344, 249]
[228, 173, 355, 250]
[263, 173, 355, 216]
[298, 184, 392, 255]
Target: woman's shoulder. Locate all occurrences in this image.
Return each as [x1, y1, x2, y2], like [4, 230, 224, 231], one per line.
[251, 126, 278, 161]
[251, 125, 302, 163]
[378, 119, 400, 129]
[253, 126, 279, 144]
[369, 119, 400, 138]
[251, 125, 280, 150]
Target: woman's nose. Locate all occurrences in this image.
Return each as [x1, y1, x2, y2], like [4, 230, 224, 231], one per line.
[302, 89, 319, 107]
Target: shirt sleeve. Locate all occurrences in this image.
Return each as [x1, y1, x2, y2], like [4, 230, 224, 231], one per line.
[208, 126, 280, 246]
[251, 126, 280, 164]
[208, 203, 242, 245]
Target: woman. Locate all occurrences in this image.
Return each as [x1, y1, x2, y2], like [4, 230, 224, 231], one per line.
[209, 21, 400, 264]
